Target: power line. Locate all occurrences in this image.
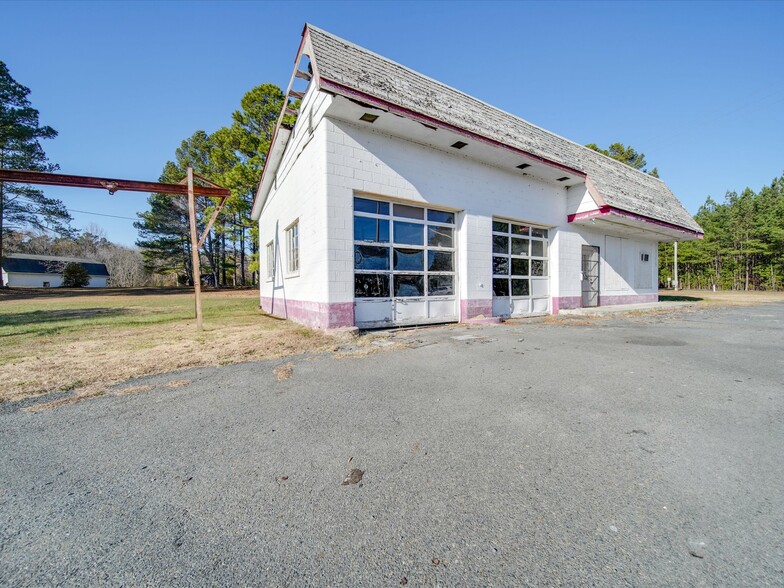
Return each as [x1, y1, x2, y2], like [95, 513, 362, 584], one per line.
[66, 208, 138, 221]
[11, 195, 140, 221]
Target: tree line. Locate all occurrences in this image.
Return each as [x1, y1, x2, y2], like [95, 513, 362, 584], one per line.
[134, 84, 292, 287]
[659, 174, 784, 291]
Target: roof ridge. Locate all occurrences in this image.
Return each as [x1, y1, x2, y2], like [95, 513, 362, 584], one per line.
[305, 24, 669, 188]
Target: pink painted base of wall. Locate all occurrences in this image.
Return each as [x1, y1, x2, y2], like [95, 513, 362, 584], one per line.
[460, 299, 493, 322]
[553, 294, 659, 314]
[261, 296, 354, 330]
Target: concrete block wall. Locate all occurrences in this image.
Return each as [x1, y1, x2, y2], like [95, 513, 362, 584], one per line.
[258, 109, 332, 328]
[324, 117, 565, 321]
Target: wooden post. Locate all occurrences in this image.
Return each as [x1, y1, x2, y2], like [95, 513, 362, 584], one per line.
[673, 240, 679, 291]
[187, 167, 203, 331]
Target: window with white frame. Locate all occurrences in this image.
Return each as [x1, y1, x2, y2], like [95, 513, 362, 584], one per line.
[266, 241, 275, 279]
[353, 196, 456, 299]
[285, 221, 300, 274]
[491, 219, 549, 297]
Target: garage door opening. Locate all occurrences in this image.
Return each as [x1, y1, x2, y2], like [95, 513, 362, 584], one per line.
[353, 196, 458, 328]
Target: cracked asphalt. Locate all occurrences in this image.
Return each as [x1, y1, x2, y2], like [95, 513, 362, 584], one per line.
[1, 303, 783, 586]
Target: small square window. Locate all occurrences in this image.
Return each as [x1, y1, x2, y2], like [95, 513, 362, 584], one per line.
[285, 221, 300, 274]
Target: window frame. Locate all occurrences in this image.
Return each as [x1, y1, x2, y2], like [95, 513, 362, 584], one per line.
[265, 240, 275, 281]
[491, 218, 550, 300]
[285, 220, 300, 277]
[353, 196, 457, 300]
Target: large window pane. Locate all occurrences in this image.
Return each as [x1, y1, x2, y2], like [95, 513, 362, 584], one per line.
[428, 226, 453, 248]
[354, 197, 389, 215]
[394, 204, 425, 220]
[531, 228, 548, 239]
[394, 248, 424, 271]
[355, 245, 389, 270]
[493, 235, 508, 254]
[492, 278, 509, 296]
[531, 260, 548, 276]
[511, 238, 529, 256]
[354, 216, 389, 242]
[531, 240, 547, 257]
[492, 256, 509, 275]
[355, 273, 390, 298]
[511, 224, 529, 235]
[492, 221, 508, 233]
[428, 251, 453, 272]
[394, 221, 424, 245]
[427, 209, 454, 224]
[511, 278, 530, 296]
[511, 258, 529, 276]
[428, 275, 454, 296]
[394, 274, 425, 297]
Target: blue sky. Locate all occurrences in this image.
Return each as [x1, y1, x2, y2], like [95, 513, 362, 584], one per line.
[3, 0, 783, 246]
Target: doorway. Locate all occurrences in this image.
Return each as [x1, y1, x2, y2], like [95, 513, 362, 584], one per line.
[581, 245, 600, 307]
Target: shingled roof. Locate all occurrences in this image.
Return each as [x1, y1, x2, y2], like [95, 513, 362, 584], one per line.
[2, 254, 109, 276]
[305, 25, 702, 234]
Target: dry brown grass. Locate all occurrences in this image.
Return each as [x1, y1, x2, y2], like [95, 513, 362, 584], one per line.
[1, 289, 347, 405]
[661, 289, 784, 305]
[274, 363, 294, 381]
[165, 379, 192, 388]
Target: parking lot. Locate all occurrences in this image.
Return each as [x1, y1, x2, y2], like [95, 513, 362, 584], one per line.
[1, 303, 782, 586]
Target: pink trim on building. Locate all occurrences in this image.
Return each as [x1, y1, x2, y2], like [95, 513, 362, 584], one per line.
[460, 299, 493, 321]
[567, 206, 703, 239]
[261, 296, 354, 330]
[599, 293, 659, 306]
[552, 296, 582, 314]
[552, 293, 659, 314]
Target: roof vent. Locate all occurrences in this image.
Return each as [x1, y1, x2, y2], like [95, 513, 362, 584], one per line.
[557, 176, 569, 182]
[451, 141, 467, 149]
[359, 113, 379, 123]
[516, 163, 531, 170]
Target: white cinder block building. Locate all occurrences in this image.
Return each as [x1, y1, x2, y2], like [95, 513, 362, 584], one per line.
[251, 25, 703, 330]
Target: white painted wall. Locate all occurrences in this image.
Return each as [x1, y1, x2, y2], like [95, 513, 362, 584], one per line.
[555, 225, 659, 299]
[258, 85, 332, 305]
[324, 117, 566, 310]
[258, 92, 663, 323]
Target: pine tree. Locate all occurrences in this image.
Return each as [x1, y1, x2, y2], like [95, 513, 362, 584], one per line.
[0, 60, 72, 286]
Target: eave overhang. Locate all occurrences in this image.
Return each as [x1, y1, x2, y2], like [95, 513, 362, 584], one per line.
[568, 207, 704, 241]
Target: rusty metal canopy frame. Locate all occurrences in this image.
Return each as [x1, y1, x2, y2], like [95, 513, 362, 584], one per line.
[0, 168, 231, 331]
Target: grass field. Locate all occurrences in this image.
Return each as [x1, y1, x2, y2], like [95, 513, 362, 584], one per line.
[659, 289, 784, 305]
[0, 288, 342, 405]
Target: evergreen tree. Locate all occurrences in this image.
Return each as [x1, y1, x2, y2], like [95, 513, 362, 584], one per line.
[0, 60, 72, 286]
[586, 142, 660, 177]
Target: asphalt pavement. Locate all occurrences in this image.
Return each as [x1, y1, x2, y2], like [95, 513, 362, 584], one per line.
[1, 303, 783, 586]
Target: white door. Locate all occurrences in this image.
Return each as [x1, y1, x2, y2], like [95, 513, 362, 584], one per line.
[353, 196, 458, 328]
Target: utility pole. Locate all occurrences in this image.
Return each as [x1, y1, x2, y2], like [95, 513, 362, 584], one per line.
[673, 241, 679, 291]
[187, 167, 204, 331]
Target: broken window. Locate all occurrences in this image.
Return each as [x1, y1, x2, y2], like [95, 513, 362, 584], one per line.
[355, 273, 390, 298]
[492, 217, 549, 305]
[354, 197, 456, 300]
[394, 274, 425, 297]
[355, 245, 389, 271]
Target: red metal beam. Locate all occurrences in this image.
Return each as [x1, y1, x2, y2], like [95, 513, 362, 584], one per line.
[0, 169, 230, 199]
